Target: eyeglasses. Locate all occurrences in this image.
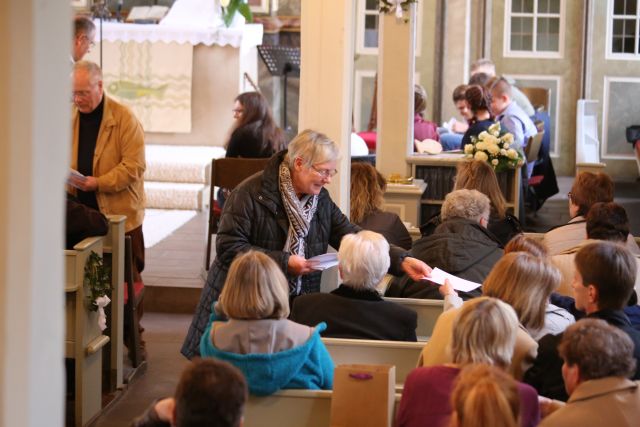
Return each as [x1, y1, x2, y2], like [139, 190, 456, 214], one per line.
[311, 164, 338, 178]
[81, 35, 95, 48]
[232, 108, 244, 114]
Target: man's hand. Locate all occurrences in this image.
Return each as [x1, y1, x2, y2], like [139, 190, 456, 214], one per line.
[538, 396, 564, 418]
[154, 398, 175, 422]
[401, 257, 432, 282]
[287, 254, 315, 275]
[72, 175, 99, 192]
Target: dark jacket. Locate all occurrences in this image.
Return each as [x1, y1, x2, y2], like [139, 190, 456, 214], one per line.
[387, 218, 503, 299]
[65, 192, 109, 249]
[181, 151, 407, 359]
[420, 212, 521, 247]
[461, 119, 495, 149]
[523, 309, 640, 401]
[290, 285, 417, 341]
[357, 210, 413, 250]
[225, 122, 275, 159]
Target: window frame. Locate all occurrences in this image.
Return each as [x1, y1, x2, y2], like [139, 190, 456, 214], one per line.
[503, 0, 565, 59]
[355, 0, 423, 56]
[606, 0, 640, 60]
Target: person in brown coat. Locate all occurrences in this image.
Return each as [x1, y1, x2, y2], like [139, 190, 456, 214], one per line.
[539, 318, 640, 427]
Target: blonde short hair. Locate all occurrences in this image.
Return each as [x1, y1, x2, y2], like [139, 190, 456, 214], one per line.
[451, 297, 519, 369]
[286, 129, 339, 168]
[441, 189, 491, 223]
[483, 252, 561, 331]
[218, 250, 290, 319]
[338, 231, 390, 290]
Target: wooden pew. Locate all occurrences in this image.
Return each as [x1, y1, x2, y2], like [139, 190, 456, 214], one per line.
[384, 297, 444, 340]
[103, 214, 125, 390]
[244, 389, 402, 427]
[321, 338, 423, 385]
[65, 236, 111, 427]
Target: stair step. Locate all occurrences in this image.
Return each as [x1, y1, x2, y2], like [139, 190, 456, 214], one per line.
[145, 145, 225, 184]
[145, 182, 206, 210]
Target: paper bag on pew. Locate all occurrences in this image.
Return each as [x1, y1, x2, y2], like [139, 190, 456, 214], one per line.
[330, 364, 395, 427]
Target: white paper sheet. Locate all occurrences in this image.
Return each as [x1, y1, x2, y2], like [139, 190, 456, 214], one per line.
[428, 268, 482, 293]
[308, 253, 338, 271]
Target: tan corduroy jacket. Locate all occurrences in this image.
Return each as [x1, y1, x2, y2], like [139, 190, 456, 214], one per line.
[70, 95, 145, 232]
[539, 377, 640, 427]
[417, 304, 538, 380]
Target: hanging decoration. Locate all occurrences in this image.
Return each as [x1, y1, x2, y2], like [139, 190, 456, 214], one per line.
[379, 0, 418, 20]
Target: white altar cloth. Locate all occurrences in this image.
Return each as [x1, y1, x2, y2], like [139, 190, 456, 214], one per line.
[97, 21, 263, 48]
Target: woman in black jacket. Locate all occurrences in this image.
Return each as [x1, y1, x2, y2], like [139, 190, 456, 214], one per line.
[218, 92, 286, 207]
[226, 91, 286, 158]
[181, 129, 432, 359]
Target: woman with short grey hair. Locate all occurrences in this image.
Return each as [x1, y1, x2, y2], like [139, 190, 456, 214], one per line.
[290, 230, 418, 341]
[182, 130, 432, 359]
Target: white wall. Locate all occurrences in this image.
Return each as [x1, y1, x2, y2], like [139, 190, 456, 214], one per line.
[0, 2, 69, 426]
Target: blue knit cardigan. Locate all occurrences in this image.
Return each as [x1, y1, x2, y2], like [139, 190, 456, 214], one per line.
[199, 313, 335, 396]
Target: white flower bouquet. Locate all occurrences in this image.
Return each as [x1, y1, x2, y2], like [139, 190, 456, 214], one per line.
[464, 122, 524, 172]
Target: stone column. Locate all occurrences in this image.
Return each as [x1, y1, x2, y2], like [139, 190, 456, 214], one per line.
[298, 0, 355, 212]
[0, 1, 69, 426]
[376, 4, 417, 179]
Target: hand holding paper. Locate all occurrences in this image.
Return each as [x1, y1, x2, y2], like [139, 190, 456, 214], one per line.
[307, 252, 338, 271]
[67, 169, 87, 189]
[428, 268, 482, 293]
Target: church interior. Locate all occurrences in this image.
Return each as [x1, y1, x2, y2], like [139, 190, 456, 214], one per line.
[2, 0, 640, 426]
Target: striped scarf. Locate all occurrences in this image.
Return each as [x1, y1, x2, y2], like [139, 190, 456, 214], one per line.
[279, 161, 318, 295]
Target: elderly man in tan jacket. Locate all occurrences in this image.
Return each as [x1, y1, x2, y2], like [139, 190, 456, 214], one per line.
[539, 319, 640, 427]
[69, 60, 146, 281]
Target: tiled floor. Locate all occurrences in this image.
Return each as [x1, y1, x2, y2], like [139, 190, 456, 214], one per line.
[88, 175, 639, 427]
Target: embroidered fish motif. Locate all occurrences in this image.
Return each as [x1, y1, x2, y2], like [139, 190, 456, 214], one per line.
[107, 80, 168, 100]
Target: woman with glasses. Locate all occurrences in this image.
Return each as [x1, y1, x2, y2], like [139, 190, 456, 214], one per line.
[218, 91, 286, 208]
[181, 129, 433, 359]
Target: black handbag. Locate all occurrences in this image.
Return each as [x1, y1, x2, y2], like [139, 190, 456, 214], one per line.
[626, 125, 640, 143]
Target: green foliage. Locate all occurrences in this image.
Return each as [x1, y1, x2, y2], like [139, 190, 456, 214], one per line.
[84, 251, 111, 312]
[222, 0, 253, 28]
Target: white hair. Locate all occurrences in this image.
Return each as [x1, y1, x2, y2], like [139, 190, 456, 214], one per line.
[286, 129, 339, 168]
[338, 230, 390, 290]
[441, 189, 490, 223]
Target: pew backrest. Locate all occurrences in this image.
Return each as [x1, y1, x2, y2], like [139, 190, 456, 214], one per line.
[384, 297, 444, 340]
[244, 389, 402, 427]
[321, 337, 423, 385]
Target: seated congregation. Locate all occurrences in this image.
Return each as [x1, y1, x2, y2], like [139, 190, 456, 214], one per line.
[126, 121, 639, 426]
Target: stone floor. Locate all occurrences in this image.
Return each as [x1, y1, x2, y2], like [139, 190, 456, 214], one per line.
[88, 175, 639, 427]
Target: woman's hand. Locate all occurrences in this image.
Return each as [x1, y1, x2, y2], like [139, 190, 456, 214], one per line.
[439, 279, 457, 298]
[401, 257, 432, 282]
[154, 398, 175, 422]
[287, 255, 315, 275]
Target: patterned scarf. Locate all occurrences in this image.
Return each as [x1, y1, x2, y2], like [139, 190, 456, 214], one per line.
[279, 161, 318, 294]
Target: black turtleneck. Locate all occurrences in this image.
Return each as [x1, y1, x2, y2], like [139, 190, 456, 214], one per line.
[77, 96, 104, 210]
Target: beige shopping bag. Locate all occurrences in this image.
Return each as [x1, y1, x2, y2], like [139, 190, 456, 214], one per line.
[330, 364, 396, 427]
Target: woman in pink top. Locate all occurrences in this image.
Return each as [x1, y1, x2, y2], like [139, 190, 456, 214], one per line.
[414, 84, 439, 143]
[395, 297, 540, 427]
